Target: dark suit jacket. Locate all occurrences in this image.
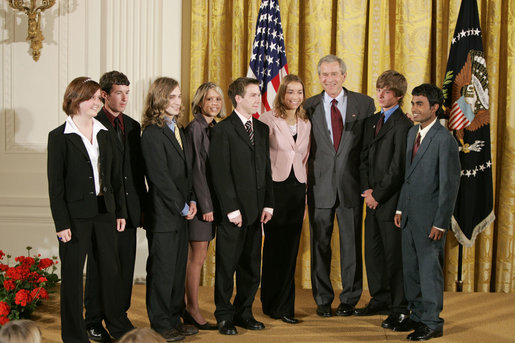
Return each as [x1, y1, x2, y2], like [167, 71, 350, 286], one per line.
[360, 107, 413, 219]
[141, 123, 194, 232]
[47, 122, 127, 232]
[305, 88, 375, 209]
[96, 109, 147, 228]
[397, 121, 460, 232]
[185, 112, 218, 217]
[209, 112, 274, 226]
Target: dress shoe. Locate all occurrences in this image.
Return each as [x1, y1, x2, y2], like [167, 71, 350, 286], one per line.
[159, 329, 185, 342]
[382, 313, 408, 330]
[86, 325, 112, 342]
[217, 320, 238, 335]
[234, 317, 265, 330]
[393, 317, 423, 332]
[335, 303, 354, 316]
[175, 324, 198, 336]
[354, 302, 389, 316]
[407, 324, 443, 341]
[316, 304, 332, 317]
[182, 310, 218, 330]
[280, 315, 300, 324]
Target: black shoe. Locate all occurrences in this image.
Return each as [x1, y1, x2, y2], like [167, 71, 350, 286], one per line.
[407, 324, 443, 341]
[182, 310, 218, 330]
[335, 303, 354, 316]
[217, 320, 238, 335]
[280, 316, 300, 324]
[316, 304, 332, 317]
[86, 325, 112, 342]
[382, 313, 408, 330]
[354, 302, 389, 316]
[393, 317, 422, 332]
[175, 324, 198, 336]
[160, 329, 185, 342]
[234, 317, 265, 330]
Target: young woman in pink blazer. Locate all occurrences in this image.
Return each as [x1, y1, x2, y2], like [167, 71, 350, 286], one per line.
[259, 74, 311, 324]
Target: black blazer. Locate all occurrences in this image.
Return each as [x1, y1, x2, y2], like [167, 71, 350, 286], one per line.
[47, 122, 127, 232]
[209, 112, 274, 226]
[96, 109, 147, 228]
[141, 123, 195, 232]
[359, 107, 413, 218]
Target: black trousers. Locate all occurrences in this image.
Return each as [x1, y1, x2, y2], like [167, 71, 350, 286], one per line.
[261, 173, 305, 318]
[214, 219, 262, 322]
[308, 197, 363, 307]
[146, 229, 188, 333]
[59, 212, 132, 343]
[84, 227, 137, 328]
[364, 210, 407, 313]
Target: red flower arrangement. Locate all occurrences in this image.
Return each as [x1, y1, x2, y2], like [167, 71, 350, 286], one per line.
[0, 247, 59, 326]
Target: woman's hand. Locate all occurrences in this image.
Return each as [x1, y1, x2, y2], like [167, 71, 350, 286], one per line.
[117, 218, 126, 232]
[57, 229, 72, 243]
[202, 211, 214, 222]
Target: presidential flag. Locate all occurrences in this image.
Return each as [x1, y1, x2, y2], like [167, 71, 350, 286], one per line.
[442, 0, 495, 247]
[247, 0, 288, 116]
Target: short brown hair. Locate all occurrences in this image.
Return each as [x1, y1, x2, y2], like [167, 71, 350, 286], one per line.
[118, 328, 165, 343]
[227, 77, 260, 108]
[62, 77, 100, 115]
[141, 77, 182, 129]
[273, 74, 307, 121]
[191, 82, 226, 118]
[99, 71, 130, 95]
[376, 70, 407, 106]
[0, 320, 41, 343]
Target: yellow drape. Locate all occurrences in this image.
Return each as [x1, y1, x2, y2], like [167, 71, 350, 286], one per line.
[185, 0, 515, 293]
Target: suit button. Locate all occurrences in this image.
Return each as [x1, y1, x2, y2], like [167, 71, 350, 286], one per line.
[126, 192, 129, 195]
[124, 176, 128, 180]
[103, 186, 108, 192]
[89, 176, 93, 179]
[89, 192, 94, 195]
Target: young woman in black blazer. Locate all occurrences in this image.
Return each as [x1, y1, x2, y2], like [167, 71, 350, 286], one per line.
[182, 82, 225, 330]
[47, 77, 133, 342]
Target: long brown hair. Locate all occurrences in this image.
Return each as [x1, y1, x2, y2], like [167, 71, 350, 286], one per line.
[273, 74, 307, 121]
[141, 77, 182, 129]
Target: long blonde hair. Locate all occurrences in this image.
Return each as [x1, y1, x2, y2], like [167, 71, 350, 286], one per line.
[191, 82, 226, 118]
[142, 77, 183, 129]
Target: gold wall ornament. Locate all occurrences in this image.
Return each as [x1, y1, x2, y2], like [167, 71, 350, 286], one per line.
[8, 0, 56, 61]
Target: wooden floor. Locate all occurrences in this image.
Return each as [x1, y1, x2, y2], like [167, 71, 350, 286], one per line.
[34, 285, 515, 342]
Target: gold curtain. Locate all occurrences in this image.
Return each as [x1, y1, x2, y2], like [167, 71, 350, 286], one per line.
[186, 0, 515, 293]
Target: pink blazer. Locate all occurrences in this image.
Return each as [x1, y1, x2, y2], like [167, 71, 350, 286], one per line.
[259, 110, 311, 183]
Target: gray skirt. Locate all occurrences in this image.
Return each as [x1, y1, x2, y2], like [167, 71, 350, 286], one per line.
[187, 215, 215, 241]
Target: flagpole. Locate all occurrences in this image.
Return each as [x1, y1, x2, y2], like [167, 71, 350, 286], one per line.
[456, 245, 463, 292]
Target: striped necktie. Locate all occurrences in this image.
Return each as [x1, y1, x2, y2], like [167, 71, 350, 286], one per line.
[245, 120, 254, 145]
[174, 124, 183, 150]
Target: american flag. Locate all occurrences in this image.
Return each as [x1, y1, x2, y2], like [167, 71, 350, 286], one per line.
[247, 0, 288, 116]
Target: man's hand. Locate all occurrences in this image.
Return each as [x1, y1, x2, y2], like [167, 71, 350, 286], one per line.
[116, 218, 126, 232]
[202, 211, 214, 222]
[362, 189, 379, 209]
[57, 229, 72, 243]
[230, 214, 243, 227]
[260, 210, 273, 224]
[185, 202, 197, 220]
[428, 226, 445, 240]
[394, 213, 402, 228]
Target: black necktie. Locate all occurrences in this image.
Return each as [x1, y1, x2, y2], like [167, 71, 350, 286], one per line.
[114, 117, 123, 145]
[375, 112, 385, 136]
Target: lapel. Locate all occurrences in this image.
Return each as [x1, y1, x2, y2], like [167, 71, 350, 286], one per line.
[97, 109, 125, 154]
[229, 112, 254, 150]
[296, 117, 309, 149]
[311, 93, 334, 152]
[406, 121, 440, 178]
[194, 112, 211, 154]
[66, 133, 90, 161]
[372, 108, 402, 144]
[337, 88, 358, 155]
[163, 124, 185, 160]
[271, 113, 295, 150]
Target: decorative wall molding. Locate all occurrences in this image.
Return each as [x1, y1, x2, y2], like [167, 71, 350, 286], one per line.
[0, 196, 52, 224]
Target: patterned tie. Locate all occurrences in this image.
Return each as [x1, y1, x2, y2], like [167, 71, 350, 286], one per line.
[411, 132, 421, 161]
[174, 124, 183, 150]
[375, 112, 385, 136]
[245, 120, 254, 145]
[331, 99, 343, 151]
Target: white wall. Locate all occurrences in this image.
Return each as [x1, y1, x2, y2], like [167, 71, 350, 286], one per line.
[0, 0, 183, 280]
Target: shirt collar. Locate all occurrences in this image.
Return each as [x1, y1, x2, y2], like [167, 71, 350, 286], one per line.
[64, 116, 108, 135]
[418, 117, 438, 140]
[323, 88, 344, 104]
[381, 104, 399, 122]
[102, 106, 125, 129]
[165, 117, 178, 132]
[234, 109, 252, 126]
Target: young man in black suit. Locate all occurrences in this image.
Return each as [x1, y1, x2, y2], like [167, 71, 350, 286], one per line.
[357, 70, 412, 329]
[209, 77, 274, 335]
[84, 71, 147, 342]
[395, 84, 460, 341]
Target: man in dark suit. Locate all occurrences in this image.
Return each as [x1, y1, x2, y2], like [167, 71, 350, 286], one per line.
[305, 54, 375, 317]
[84, 71, 146, 342]
[394, 84, 460, 341]
[357, 70, 412, 328]
[209, 77, 274, 335]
